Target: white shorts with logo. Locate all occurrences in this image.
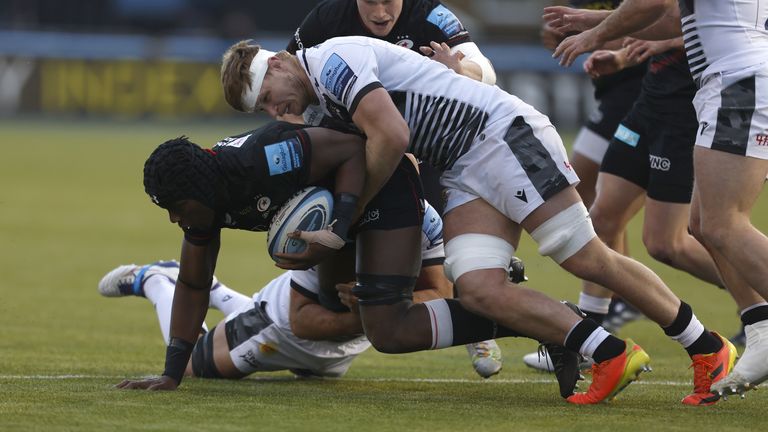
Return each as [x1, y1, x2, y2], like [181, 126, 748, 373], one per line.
[693, 62, 768, 160]
[441, 104, 579, 223]
[225, 299, 370, 377]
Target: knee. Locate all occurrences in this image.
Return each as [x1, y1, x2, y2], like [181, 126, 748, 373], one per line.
[456, 278, 505, 315]
[365, 328, 411, 354]
[696, 222, 730, 250]
[642, 234, 677, 265]
[589, 205, 624, 241]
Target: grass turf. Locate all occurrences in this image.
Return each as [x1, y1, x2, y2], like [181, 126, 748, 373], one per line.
[1, 117, 766, 431]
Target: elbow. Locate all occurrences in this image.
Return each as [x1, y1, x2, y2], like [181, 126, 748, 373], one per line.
[290, 321, 313, 340]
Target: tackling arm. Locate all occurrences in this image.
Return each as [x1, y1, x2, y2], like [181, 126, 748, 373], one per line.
[351, 88, 410, 215]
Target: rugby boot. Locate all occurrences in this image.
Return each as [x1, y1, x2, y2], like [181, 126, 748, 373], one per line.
[567, 339, 650, 404]
[712, 322, 768, 400]
[681, 332, 737, 406]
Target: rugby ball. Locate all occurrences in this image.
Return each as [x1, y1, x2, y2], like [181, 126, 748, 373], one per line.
[267, 187, 334, 262]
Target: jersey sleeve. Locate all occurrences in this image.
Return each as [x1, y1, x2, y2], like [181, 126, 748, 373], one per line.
[423, 2, 471, 47]
[290, 268, 321, 301]
[314, 45, 383, 117]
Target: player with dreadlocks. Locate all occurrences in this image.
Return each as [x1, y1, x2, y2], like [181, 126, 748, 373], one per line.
[117, 121, 586, 399]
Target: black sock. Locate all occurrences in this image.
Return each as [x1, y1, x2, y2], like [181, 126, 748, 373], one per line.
[742, 305, 768, 326]
[444, 299, 522, 344]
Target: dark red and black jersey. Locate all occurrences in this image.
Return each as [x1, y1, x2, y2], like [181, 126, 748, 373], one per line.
[286, 0, 471, 55]
[641, 48, 696, 109]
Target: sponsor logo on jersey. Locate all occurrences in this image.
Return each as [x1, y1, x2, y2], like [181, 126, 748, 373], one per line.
[515, 190, 528, 203]
[321, 53, 358, 105]
[264, 138, 303, 176]
[427, 5, 464, 37]
[614, 124, 640, 147]
[649, 154, 671, 171]
[756, 134, 768, 146]
[216, 134, 251, 148]
[699, 121, 710, 136]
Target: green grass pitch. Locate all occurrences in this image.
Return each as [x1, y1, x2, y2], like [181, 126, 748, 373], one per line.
[1, 117, 766, 431]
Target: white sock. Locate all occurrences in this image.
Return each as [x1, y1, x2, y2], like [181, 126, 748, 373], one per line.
[578, 292, 612, 314]
[423, 299, 454, 349]
[143, 275, 176, 345]
[143, 275, 209, 344]
[670, 315, 705, 348]
[209, 281, 252, 316]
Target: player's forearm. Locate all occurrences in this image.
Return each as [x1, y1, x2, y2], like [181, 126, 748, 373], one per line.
[359, 135, 408, 212]
[629, 8, 682, 40]
[292, 305, 363, 340]
[593, 0, 673, 45]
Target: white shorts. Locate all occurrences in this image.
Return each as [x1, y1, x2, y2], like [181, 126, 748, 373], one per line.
[572, 127, 611, 165]
[441, 106, 580, 222]
[225, 300, 370, 377]
[693, 62, 768, 160]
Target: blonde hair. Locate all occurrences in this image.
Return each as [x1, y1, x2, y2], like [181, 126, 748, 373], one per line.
[221, 40, 261, 112]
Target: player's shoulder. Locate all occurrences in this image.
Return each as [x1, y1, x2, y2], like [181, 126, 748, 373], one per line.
[411, 0, 468, 40]
[213, 122, 305, 152]
[311, 0, 357, 29]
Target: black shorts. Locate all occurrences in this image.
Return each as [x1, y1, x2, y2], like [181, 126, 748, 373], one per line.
[351, 157, 425, 234]
[600, 98, 698, 203]
[586, 78, 644, 141]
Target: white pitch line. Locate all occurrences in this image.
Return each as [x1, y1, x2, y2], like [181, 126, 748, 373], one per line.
[0, 374, 690, 386]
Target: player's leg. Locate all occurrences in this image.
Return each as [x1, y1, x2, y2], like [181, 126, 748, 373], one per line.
[692, 147, 768, 396]
[98, 261, 209, 344]
[443, 195, 646, 404]
[642, 199, 722, 285]
[581, 173, 645, 324]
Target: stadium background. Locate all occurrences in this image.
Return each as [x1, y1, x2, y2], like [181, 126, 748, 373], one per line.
[1, 1, 766, 430]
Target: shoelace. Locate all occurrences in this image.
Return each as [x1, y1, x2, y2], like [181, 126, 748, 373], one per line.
[474, 343, 492, 358]
[689, 356, 715, 394]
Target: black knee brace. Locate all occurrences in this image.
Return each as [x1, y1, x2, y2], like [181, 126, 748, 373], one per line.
[191, 326, 222, 378]
[352, 274, 417, 306]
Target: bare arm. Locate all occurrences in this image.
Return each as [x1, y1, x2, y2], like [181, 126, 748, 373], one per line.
[304, 127, 366, 199]
[551, 0, 678, 67]
[420, 41, 496, 84]
[412, 265, 453, 302]
[289, 287, 363, 340]
[116, 234, 219, 390]
[352, 88, 410, 215]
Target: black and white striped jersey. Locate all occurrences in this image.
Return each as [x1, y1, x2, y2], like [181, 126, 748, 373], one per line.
[298, 36, 523, 171]
[679, 0, 768, 86]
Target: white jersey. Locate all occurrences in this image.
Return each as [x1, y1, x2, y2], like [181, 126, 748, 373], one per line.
[297, 36, 525, 170]
[251, 201, 445, 358]
[680, 0, 768, 85]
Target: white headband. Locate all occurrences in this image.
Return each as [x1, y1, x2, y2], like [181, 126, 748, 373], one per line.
[241, 48, 276, 112]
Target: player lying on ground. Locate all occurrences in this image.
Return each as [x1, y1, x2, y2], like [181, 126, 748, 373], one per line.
[102, 204, 529, 381]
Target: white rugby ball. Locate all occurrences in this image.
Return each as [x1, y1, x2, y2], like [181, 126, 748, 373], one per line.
[267, 187, 334, 262]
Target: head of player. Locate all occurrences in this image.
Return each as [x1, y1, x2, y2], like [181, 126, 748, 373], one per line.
[221, 41, 316, 116]
[143, 137, 226, 232]
[356, 0, 404, 37]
